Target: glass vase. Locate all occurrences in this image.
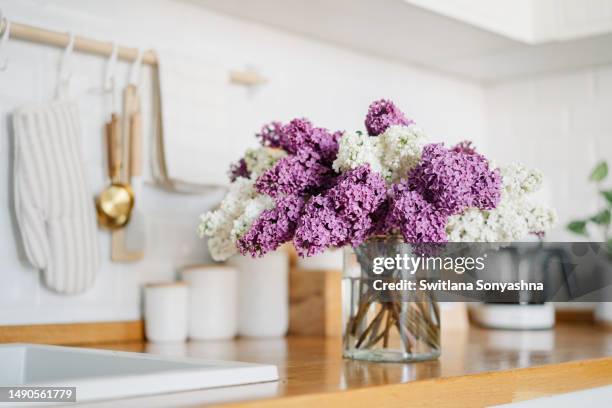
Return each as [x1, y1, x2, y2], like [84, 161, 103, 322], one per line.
[342, 236, 441, 362]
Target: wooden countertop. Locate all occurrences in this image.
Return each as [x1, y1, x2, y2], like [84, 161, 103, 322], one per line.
[84, 324, 612, 407]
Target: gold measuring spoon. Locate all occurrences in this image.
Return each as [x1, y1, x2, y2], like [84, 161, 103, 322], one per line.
[96, 113, 134, 229]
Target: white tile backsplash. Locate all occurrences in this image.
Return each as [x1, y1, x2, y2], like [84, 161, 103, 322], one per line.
[533, 71, 595, 105]
[570, 102, 612, 134]
[0, 0, 487, 325]
[485, 69, 612, 241]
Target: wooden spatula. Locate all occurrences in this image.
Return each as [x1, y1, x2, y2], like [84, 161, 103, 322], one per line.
[111, 84, 144, 262]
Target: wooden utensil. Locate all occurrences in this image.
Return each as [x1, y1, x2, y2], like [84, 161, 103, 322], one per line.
[111, 84, 144, 262]
[129, 105, 142, 179]
[124, 83, 146, 257]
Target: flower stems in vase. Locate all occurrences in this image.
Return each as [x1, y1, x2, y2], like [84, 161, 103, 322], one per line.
[343, 238, 441, 361]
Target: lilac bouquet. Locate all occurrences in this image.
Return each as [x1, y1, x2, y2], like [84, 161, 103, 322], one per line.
[199, 100, 556, 261]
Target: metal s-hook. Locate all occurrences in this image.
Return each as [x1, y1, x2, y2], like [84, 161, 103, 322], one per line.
[59, 31, 75, 81]
[0, 15, 11, 71]
[128, 48, 143, 86]
[57, 31, 75, 99]
[103, 42, 120, 114]
[103, 42, 119, 92]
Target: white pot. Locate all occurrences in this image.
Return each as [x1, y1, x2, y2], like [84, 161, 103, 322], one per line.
[229, 251, 289, 337]
[469, 303, 555, 330]
[144, 283, 189, 343]
[595, 303, 612, 325]
[181, 265, 238, 340]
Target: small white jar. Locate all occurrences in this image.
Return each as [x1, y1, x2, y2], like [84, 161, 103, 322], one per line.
[144, 283, 188, 342]
[229, 251, 289, 337]
[181, 265, 238, 340]
[595, 303, 612, 326]
[297, 248, 343, 271]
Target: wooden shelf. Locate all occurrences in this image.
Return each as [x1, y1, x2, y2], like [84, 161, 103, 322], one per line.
[0, 320, 144, 345]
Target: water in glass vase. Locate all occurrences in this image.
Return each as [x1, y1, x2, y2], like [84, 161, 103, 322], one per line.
[342, 237, 441, 362]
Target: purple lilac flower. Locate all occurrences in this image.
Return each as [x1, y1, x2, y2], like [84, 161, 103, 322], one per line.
[365, 99, 413, 136]
[327, 165, 387, 226]
[237, 195, 305, 257]
[371, 179, 412, 236]
[292, 196, 350, 257]
[254, 119, 342, 197]
[370, 199, 394, 236]
[293, 165, 387, 256]
[255, 149, 334, 197]
[228, 158, 250, 182]
[468, 156, 502, 210]
[256, 121, 286, 149]
[387, 189, 448, 243]
[282, 118, 341, 162]
[408, 143, 501, 215]
[451, 140, 477, 155]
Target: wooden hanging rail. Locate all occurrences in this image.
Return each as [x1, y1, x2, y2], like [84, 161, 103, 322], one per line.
[0, 19, 266, 86]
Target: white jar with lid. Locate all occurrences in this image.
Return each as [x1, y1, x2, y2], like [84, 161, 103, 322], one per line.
[181, 265, 238, 340]
[229, 251, 289, 337]
[144, 282, 188, 343]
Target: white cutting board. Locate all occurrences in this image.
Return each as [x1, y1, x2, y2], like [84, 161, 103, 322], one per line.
[0, 343, 278, 403]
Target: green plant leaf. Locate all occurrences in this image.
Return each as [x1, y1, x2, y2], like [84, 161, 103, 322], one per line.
[590, 209, 611, 225]
[601, 190, 612, 206]
[567, 220, 588, 235]
[589, 161, 608, 182]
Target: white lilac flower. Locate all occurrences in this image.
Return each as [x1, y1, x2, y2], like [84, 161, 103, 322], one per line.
[446, 208, 487, 242]
[378, 124, 426, 182]
[501, 163, 543, 197]
[332, 125, 425, 182]
[198, 177, 270, 260]
[446, 163, 555, 242]
[243, 147, 286, 179]
[217, 178, 257, 219]
[230, 194, 275, 242]
[332, 131, 383, 174]
[447, 201, 527, 242]
[487, 200, 531, 241]
[205, 235, 238, 263]
[525, 201, 557, 233]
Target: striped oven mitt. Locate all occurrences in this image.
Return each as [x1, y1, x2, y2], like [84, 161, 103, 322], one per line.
[13, 101, 100, 294]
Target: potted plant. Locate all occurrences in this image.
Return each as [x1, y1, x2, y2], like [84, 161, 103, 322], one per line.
[199, 100, 555, 362]
[567, 161, 612, 325]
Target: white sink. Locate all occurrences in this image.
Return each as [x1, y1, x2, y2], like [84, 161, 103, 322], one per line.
[0, 344, 278, 403]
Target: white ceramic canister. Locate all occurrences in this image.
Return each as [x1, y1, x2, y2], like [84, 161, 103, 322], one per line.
[181, 265, 238, 340]
[144, 282, 189, 342]
[595, 303, 612, 326]
[595, 266, 612, 326]
[229, 251, 289, 337]
[296, 248, 343, 271]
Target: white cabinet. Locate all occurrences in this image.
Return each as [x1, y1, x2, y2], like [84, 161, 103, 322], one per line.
[408, 0, 612, 43]
[405, 0, 535, 42]
[195, 0, 612, 82]
[554, 0, 612, 40]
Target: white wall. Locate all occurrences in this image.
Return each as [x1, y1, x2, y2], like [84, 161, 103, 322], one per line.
[0, 0, 486, 325]
[485, 66, 612, 241]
